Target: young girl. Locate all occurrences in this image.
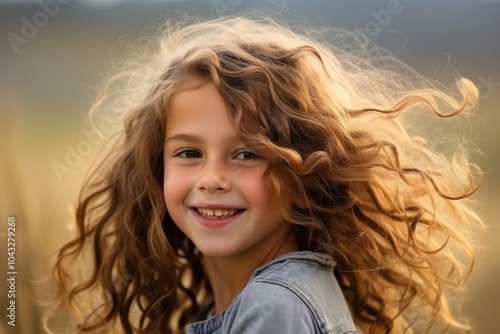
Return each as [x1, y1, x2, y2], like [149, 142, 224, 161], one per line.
[46, 14, 483, 334]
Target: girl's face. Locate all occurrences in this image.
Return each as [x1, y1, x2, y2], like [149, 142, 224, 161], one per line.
[163, 81, 293, 258]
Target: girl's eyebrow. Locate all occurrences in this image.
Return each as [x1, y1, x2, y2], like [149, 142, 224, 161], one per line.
[165, 133, 202, 143]
[166, 133, 244, 144]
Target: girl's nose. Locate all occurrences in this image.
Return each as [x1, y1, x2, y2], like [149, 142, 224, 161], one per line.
[196, 161, 231, 193]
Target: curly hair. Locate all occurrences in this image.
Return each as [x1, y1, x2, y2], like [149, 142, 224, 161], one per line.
[45, 14, 483, 333]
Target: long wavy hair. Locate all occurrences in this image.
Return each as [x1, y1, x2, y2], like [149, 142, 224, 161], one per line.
[45, 14, 483, 333]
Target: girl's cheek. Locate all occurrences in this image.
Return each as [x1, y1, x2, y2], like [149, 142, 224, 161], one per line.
[239, 169, 272, 199]
[164, 166, 190, 197]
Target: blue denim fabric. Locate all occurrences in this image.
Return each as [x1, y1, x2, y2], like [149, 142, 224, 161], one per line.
[186, 251, 358, 334]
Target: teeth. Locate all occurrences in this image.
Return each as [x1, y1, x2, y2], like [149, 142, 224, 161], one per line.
[196, 208, 238, 218]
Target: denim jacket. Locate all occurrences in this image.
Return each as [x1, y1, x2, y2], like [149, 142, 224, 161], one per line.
[185, 251, 358, 334]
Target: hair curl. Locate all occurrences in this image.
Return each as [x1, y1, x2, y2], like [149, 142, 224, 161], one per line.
[45, 14, 483, 334]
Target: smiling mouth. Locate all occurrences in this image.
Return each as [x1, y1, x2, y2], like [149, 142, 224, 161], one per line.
[195, 208, 242, 219]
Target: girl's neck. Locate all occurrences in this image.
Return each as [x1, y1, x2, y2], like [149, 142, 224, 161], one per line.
[202, 228, 298, 314]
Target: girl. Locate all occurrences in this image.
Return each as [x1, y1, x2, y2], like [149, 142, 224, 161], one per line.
[46, 14, 483, 333]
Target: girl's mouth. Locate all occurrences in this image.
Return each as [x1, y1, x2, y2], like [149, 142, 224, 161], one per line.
[195, 208, 242, 219]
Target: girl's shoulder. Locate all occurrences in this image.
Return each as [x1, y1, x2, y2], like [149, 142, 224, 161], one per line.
[222, 251, 358, 334]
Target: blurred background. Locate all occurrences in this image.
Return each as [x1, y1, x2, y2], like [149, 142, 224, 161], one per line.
[0, 0, 499, 333]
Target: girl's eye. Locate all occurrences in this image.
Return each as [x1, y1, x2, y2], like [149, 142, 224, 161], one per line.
[176, 150, 201, 159]
[235, 150, 260, 160]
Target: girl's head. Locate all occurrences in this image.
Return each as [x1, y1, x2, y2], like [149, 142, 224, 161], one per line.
[127, 16, 375, 254]
[47, 14, 482, 333]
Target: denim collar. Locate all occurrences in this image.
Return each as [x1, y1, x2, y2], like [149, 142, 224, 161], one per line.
[252, 251, 336, 278]
[187, 251, 336, 333]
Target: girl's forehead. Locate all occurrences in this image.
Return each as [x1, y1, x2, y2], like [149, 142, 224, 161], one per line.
[166, 82, 236, 134]
[169, 82, 226, 114]
[168, 75, 223, 105]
